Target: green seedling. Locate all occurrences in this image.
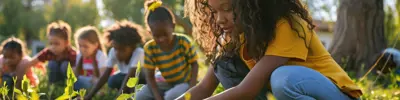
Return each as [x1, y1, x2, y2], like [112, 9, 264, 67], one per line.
[116, 62, 141, 100]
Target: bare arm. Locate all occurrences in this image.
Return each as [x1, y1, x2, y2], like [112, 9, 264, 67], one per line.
[145, 68, 163, 100]
[99, 67, 107, 76]
[85, 68, 113, 99]
[118, 67, 136, 94]
[177, 65, 219, 100]
[206, 55, 288, 100]
[26, 59, 40, 70]
[189, 62, 199, 88]
[15, 64, 29, 90]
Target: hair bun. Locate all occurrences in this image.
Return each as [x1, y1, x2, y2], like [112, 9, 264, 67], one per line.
[145, 0, 162, 11]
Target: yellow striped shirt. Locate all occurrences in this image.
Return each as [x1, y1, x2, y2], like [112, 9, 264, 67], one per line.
[144, 34, 198, 84]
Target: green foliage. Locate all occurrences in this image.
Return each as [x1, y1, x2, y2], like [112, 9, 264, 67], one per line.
[0, 0, 100, 45]
[0, 82, 9, 100]
[56, 63, 78, 100]
[45, 0, 100, 30]
[116, 62, 142, 100]
[103, 0, 145, 23]
[79, 89, 86, 100]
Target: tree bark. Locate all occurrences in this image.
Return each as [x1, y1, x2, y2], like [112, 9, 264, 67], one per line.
[328, 0, 386, 77]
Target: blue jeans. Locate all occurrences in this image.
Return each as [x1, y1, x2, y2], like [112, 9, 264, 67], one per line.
[107, 70, 147, 89]
[2, 74, 14, 95]
[271, 66, 355, 100]
[74, 76, 92, 90]
[108, 73, 126, 89]
[47, 60, 69, 84]
[136, 82, 189, 100]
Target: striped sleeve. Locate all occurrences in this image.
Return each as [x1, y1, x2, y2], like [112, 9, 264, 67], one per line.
[181, 35, 199, 64]
[144, 42, 156, 69]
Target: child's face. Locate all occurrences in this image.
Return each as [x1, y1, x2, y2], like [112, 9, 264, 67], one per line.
[149, 21, 175, 47]
[113, 44, 134, 62]
[2, 49, 22, 67]
[208, 0, 240, 34]
[78, 39, 99, 58]
[48, 35, 69, 56]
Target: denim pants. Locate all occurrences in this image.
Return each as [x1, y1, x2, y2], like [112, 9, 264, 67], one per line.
[271, 66, 355, 100]
[107, 73, 127, 89]
[136, 82, 189, 100]
[107, 70, 147, 90]
[74, 76, 92, 90]
[2, 74, 14, 95]
[213, 55, 269, 100]
[47, 60, 69, 84]
[213, 55, 355, 100]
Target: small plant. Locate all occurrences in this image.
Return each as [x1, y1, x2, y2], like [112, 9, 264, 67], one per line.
[56, 63, 79, 100]
[10, 74, 42, 100]
[0, 82, 9, 100]
[116, 62, 141, 100]
[79, 89, 86, 100]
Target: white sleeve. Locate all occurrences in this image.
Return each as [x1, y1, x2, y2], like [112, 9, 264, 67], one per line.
[128, 48, 144, 68]
[106, 48, 117, 68]
[96, 50, 108, 68]
[76, 53, 82, 67]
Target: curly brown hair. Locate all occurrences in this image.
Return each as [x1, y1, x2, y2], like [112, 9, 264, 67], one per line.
[185, 0, 315, 61]
[103, 20, 145, 48]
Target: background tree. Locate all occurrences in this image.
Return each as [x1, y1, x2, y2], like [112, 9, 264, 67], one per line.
[102, 0, 192, 35]
[0, 0, 100, 48]
[328, 0, 386, 77]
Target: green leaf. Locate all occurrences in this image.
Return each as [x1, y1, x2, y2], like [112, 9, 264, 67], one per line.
[135, 61, 141, 76]
[116, 93, 135, 100]
[55, 94, 70, 100]
[21, 75, 29, 91]
[79, 89, 87, 99]
[67, 63, 77, 83]
[14, 88, 23, 95]
[12, 77, 17, 84]
[0, 86, 8, 96]
[126, 77, 138, 88]
[16, 94, 28, 100]
[30, 89, 40, 100]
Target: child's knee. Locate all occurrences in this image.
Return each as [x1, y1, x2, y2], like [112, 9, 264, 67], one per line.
[136, 85, 153, 100]
[164, 94, 180, 100]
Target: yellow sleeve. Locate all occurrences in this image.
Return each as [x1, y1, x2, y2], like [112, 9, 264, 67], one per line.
[182, 36, 199, 64]
[264, 19, 309, 61]
[144, 42, 156, 69]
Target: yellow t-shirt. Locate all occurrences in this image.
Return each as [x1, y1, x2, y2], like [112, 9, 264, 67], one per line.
[239, 16, 362, 98]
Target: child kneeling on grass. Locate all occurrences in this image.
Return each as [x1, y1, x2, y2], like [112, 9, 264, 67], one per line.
[178, 0, 362, 100]
[135, 1, 200, 100]
[28, 21, 77, 85]
[0, 37, 43, 93]
[73, 26, 108, 90]
[85, 20, 146, 99]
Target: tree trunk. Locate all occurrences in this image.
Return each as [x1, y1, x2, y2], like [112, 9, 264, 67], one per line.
[328, 0, 386, 77]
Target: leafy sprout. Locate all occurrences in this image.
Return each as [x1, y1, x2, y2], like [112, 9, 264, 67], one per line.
[116, 61, 141, 100]
[56, 63, 78, 100]
[79, 89, 87, 100]
[0, 82, 9, 100]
